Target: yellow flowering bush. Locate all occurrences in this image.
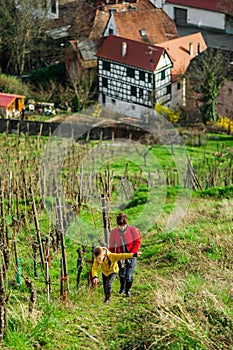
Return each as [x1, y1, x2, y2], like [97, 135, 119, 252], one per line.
[91, 104, 102, 118]
[154, 103, 180, 124]
[216, 116, 233, 133]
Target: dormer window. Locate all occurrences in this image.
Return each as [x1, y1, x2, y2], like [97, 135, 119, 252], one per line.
[51, 0, 56, 13]
[110, 8, 117, 14]
[140, 29, 147, 37]
[129, 6, 136, 11]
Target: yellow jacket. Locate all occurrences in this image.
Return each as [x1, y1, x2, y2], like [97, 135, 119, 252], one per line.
[92, 250, 135, 277]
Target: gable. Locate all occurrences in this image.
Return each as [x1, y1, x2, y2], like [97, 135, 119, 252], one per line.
[158, 32, 207, 80]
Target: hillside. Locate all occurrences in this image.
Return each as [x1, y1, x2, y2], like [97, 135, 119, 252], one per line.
[2, 191, 233, 350]
[0, 131, 232, 349]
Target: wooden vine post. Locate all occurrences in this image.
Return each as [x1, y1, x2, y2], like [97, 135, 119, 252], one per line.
[29, 183, 45, 270]
[0, 178, 4, 245]
[76, 248, 83, 290]
[32, 241, 39, 279]
[56, 197, 69, 303]
[0, 261, 6, 344]
[44, 237, 51, 302]
[101, 194, 110, 246]
[25, 278, 36, 314]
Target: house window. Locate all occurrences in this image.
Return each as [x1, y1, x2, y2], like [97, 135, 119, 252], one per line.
[148, 74, 152, 83]
[127, 67, 135, 78]
[177, 82, 181, 90]
[140, 29, 147, 37]
[103, 61, 111, 71]
[161, 70, 166, 80]
[139, 88, 143, 98]
[109, 28, 114, 35]
[166, 85, 171, 95]
[131, 86, 137, 96]
[139, 71, 145, 81]
[129, 6, 136, 11]
[102, 77, 108, 88]
[110, 8, 117, 14]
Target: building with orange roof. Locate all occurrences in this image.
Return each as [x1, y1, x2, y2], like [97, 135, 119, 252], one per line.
[89, 0, 156, 41]
[158, 32, 207, 108]
[103, 9, 178, 44]
[0, 93, 25, 118]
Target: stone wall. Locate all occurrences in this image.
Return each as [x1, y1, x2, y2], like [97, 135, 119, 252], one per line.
[0, 119, 150, 141]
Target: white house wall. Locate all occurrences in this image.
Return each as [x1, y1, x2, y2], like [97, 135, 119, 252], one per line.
[168, 81, 184, 109]
[163, 4, 225, 30]
[103, 15, 117, 37]
[149, 0, 164, 8]
[98, 95, 152, 119]
[154, 54, 172, 103]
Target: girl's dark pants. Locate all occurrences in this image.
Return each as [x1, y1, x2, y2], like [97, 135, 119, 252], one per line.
[102, 272, 117, 301]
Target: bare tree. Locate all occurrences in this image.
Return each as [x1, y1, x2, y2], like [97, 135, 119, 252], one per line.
[67, 64, 97, 111]
[0, 0, 48, 75]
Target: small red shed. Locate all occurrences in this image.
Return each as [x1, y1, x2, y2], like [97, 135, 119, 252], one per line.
[0, 92, 25, 118]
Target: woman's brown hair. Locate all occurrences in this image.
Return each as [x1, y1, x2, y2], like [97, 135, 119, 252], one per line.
[116, 213, 128, 226]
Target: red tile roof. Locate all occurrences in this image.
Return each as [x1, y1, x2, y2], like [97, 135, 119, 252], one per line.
[158, 32, 207, 80]
[89, 0, 156, 40]
[96, 35, 168, 71]
[112, 9, 178, 44]
[0, 93, 25, 108]
[166, 0, 233, 15]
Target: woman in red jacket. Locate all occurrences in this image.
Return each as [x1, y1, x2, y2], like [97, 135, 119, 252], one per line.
[108, 213, 141, 297]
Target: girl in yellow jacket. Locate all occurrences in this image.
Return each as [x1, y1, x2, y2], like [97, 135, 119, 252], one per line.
[92, 246, 139, 304]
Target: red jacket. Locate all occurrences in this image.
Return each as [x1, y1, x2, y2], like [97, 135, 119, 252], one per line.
[109, 226, 141, 254]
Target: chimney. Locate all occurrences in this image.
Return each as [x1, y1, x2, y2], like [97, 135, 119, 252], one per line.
[122, 42, 127, 57]
[189, 42, 193, 57]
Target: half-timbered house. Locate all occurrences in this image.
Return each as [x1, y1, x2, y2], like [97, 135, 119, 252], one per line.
[96, 35, 173, 119]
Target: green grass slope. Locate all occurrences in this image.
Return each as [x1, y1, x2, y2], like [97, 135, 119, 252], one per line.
[3, 191, 233, 350]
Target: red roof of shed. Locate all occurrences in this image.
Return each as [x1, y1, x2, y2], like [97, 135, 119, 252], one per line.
[96, 35, 167, 71]
[0, 93, 25, 108]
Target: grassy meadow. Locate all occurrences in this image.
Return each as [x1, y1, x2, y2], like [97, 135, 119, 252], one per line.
[0, 128, 232, 350]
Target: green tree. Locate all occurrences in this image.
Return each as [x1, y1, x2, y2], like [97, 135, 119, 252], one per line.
[186, 49, 230, 125]
[200, 58, 224, 124]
